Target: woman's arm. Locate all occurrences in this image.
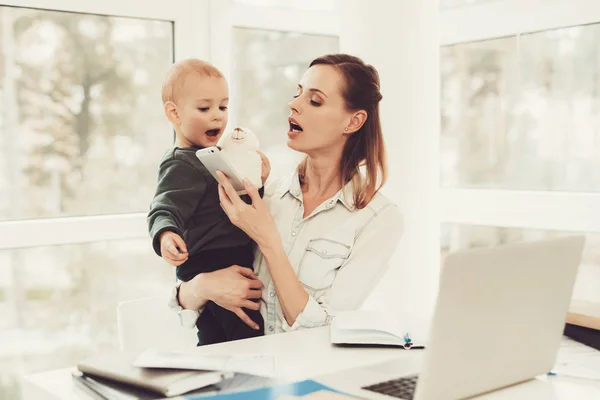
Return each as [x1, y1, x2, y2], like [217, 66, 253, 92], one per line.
[177, 275, 209, 311]
[217, 173, 309, 325]
[281, 204, 403, 330]
[217, 172, 403, 329]
[260, 238, 310, 326]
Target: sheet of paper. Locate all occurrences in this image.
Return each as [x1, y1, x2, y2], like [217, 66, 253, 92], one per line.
[133, 348, 277, 378]
[552, 337, 600, 380]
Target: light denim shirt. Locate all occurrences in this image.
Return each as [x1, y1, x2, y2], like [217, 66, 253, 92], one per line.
[257, 170, 403, 334]
[173, 169, 403, 332]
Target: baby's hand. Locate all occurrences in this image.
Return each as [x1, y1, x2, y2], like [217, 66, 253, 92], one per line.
[160, 231, 188, 267]
[257, 151, 271, 186]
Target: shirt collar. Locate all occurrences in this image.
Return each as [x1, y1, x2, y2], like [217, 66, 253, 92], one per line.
[278, 169, 355, 211]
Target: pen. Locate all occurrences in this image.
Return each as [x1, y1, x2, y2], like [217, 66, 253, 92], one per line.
[403, 333, 413, 350]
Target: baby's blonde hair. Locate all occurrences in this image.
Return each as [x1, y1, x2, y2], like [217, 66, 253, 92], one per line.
[161, 58, 224, 104]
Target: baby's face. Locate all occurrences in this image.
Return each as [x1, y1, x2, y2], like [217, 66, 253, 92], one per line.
[176, 74, 229, 148]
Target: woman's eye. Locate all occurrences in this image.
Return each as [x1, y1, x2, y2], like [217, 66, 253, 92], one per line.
[310, 100, 322, 107]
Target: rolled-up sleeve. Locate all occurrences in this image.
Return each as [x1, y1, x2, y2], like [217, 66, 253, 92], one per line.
[281, 204, 403, 331]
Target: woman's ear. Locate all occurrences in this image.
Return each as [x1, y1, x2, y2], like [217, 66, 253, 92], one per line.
[164, 101, 180, 126]
[345, 110, 368, 135]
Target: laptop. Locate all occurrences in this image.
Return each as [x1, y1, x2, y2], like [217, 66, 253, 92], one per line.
[318, 236, 585, 400]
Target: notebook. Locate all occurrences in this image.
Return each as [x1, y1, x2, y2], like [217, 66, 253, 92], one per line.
[329, 310, 426, 349]
[77, 352, 233, 397]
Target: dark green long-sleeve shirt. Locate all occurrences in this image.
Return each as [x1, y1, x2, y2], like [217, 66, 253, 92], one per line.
[147, 146, 253, 258]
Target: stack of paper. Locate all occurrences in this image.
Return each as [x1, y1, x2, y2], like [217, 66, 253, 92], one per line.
[133, 349, 277, 378]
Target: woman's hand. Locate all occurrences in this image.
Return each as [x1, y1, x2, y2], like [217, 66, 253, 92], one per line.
[257, 151, 271, 185]
[217, 170, 278, 249]
[206, 266, 264, 330]
[197, 266, 264, 330]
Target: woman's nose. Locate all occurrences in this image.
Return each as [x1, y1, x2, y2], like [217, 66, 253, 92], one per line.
[288, 97, 301, 114]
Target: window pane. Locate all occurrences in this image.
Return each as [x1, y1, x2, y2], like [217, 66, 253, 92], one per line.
[232, 28, 339, 172]
[441, 224, 600, 305]
[233, 0, 339, 12]
[441, 37, 518, 189]
[0, 7, 173, 221]
[0, 239, 173, 399]
[442, 23, 600, 192]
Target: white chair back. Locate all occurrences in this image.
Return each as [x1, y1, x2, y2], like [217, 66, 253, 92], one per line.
[116, 295, 198, 354]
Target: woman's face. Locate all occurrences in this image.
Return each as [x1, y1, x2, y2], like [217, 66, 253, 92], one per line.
[287, 65, 351, 157]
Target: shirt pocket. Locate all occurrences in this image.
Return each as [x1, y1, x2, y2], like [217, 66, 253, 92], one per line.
[297, 238, 352, 294]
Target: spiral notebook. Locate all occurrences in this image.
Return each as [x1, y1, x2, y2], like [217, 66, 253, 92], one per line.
[329, 310, 426, 349]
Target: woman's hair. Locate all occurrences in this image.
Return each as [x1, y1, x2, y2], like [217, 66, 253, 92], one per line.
[298, 54, 387, 209]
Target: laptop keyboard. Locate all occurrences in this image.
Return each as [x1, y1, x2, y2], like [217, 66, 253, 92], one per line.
[362, 375, 419, 399]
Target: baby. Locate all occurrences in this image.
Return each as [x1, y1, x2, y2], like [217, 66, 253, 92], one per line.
[147, 58, 267, 345]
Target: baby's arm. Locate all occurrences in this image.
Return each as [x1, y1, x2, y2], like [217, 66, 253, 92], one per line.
[148, 157, 209, 266]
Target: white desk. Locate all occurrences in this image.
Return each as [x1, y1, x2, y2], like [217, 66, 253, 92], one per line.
[23, 326, 600, 399]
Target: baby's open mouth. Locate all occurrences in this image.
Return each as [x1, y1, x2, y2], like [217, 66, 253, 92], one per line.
[205, 129, 221, 137]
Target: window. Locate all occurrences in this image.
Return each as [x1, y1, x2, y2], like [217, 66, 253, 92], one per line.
[0, 6, 173, 221]
[440, 0, 600, 325]
[442, 23, 600, 192]
[441, 224, 600, 305]
[0, 0, 198, 397]
[232, 28, 339, 172]
[0, 238, 173, 398]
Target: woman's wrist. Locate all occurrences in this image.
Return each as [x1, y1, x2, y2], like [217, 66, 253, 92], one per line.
[256, 223, 281, 252]
[178, 274, 211, 310]
[260, 233, 287, 267]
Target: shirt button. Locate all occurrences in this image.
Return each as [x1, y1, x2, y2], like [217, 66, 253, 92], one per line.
[322, 250, 327, 255]
[269, 326, 274, 332]
[291, 232, 297, 237]
[269, 292, 275, 297]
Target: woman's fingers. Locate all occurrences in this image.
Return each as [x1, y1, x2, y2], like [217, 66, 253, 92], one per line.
[247, 289, 263, 299]
[243, 300, 261, 311]
[216, 171, 245, 208]
[257, 151, 270, 170]
[243, 179, 265, 211]
[248, 279, 263, 289]
[236, 266, 258, 279]
[233, 308, 260, 330]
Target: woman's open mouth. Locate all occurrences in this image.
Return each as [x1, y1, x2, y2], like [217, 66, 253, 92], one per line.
[288, 118, 303, 138]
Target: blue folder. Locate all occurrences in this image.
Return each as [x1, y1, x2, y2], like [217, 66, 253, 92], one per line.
[185, 379, 354, 399]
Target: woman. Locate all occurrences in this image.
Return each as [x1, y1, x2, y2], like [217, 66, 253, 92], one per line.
[173, 53, 403, 336]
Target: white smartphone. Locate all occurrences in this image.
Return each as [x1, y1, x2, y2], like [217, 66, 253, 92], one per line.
[195, 147, 248, 195]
